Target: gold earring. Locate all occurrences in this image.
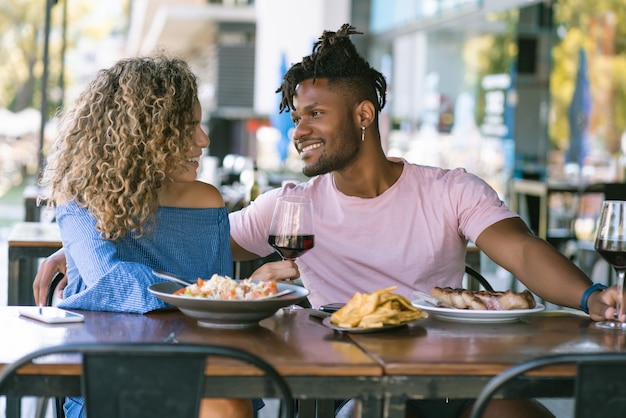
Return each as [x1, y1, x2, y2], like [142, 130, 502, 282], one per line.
[361, 126, 365, 142]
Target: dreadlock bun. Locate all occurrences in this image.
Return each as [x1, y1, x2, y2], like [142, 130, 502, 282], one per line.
[276, 23, 387, 114]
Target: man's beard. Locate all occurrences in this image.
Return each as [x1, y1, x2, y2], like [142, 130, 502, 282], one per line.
[302, 125, 360, 177]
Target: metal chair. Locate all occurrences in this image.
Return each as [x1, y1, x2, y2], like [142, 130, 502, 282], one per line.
[0, 342, 294, 418]
[465, 265, 494, 291]
[45, 271, 66, 307]
[469, 352, 626, 418]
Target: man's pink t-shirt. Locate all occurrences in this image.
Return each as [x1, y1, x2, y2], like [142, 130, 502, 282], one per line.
[229, 159, 518, 308]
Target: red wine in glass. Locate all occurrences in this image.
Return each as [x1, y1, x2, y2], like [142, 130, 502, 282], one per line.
[268, 196, 315, 262]
[268, 196, 314, 312]
[594, 200, 626, 330]
[268, 234, 315, 260]
[595, 246, 626, 269]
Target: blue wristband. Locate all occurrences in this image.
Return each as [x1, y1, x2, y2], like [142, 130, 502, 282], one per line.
[580, 283, 608, 314]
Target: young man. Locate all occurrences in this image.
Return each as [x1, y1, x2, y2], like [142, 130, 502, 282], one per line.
[34, 23, 620, 418]
[226, 24, 617, 418]
[229, 24, 616, 319]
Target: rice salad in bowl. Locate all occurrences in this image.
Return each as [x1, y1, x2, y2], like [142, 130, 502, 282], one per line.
[173, 274, 278, 300]
[148, 277, 310, 328]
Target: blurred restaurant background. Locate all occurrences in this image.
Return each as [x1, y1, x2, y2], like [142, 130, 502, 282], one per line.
[2, 0, 626, 301]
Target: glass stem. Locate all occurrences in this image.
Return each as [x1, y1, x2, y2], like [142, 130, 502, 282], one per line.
[616, 269, 626, 321]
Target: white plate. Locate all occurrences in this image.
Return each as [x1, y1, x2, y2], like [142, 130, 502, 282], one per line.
[321, 316, 420, 333]
[411, 299, 545, 323]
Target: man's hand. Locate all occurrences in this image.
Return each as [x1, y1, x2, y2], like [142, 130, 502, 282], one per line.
[589, 286, 624, 322]
[248, 260, 300, 282]
[33, 248, 68, 306]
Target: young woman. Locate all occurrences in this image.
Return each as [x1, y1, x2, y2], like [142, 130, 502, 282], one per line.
[40, 54, 266, 418]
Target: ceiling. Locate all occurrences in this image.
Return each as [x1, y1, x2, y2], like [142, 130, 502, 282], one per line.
[126, 2, 255, 56]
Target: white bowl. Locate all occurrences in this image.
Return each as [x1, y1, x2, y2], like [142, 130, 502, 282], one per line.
[148, 281, 310, 328]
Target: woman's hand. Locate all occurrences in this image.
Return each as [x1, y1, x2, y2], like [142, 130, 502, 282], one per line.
[248, 260, 300, 282]
[33, 248, 68, 306]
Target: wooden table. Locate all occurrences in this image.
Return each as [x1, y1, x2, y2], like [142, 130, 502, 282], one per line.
[3, 307, 624, 418]
[7, 222, 62, 306]
[347, 311, 626, 418]
[0, 308, 383, 418]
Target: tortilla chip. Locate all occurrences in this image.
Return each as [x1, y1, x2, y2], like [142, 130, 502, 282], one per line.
[331, 293, 364, 327]
[330, 286, 426, 329]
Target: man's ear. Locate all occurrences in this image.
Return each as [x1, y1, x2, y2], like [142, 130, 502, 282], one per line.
[355, 100, 375, 128]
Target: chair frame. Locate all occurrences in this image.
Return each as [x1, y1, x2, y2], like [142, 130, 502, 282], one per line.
[0, 342, 294, 418]
[469, 352, 626, 418]
[45, 271, 66, 307]
[464, 265, 494, 291]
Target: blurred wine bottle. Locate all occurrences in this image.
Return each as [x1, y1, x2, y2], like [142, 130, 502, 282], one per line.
[247, 161, 261, 203]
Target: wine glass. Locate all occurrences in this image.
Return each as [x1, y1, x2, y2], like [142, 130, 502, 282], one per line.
[268, 196, 314, 312]
[594, 200, 626, 330]
[268, 196, 315, 261]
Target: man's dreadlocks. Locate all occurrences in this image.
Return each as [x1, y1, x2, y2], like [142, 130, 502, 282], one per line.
[276, 24, 387, 114]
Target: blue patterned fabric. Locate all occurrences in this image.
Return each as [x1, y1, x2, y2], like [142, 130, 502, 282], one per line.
[57, 201, 266, 417]
[57, 200, 233, 313]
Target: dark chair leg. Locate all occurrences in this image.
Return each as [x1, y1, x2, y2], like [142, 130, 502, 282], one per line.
[55, 396, 65, 418]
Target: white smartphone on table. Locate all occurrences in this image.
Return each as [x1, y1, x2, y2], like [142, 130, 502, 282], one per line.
[18, 306, 85, 324]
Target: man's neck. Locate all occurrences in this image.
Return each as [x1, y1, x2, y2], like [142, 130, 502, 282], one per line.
[332, 156, 403, 198]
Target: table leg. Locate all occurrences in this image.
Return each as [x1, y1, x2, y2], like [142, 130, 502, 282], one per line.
[6, 396, 21, 418]
[7, 255, 36, 306]
[316, 399, 335, 418]
[7, 249, 19, 306]
[360, 397, 383, 418]
[383, 395, 406, 418]
[298, 399, 316, 418]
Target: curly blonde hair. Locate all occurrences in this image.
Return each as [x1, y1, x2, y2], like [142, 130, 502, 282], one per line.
[41, 54, 199, 241]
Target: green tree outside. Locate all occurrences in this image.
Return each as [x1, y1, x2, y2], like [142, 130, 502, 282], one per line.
[0, 0, 127, 114]
[550, 0, 626, 156]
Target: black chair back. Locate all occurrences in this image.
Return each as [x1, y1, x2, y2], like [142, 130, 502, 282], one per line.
[464, 265, 494, 291]
[83, 345, 205, 417]
[0, 342, 294, 418]
[469, 352, 626, 418]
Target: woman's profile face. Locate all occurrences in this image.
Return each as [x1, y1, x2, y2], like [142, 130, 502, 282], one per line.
[167, 101, 209, 183]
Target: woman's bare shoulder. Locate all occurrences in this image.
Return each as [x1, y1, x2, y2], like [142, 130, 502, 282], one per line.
[163, 181, 225, 209]
[187, 181, 224, 208]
